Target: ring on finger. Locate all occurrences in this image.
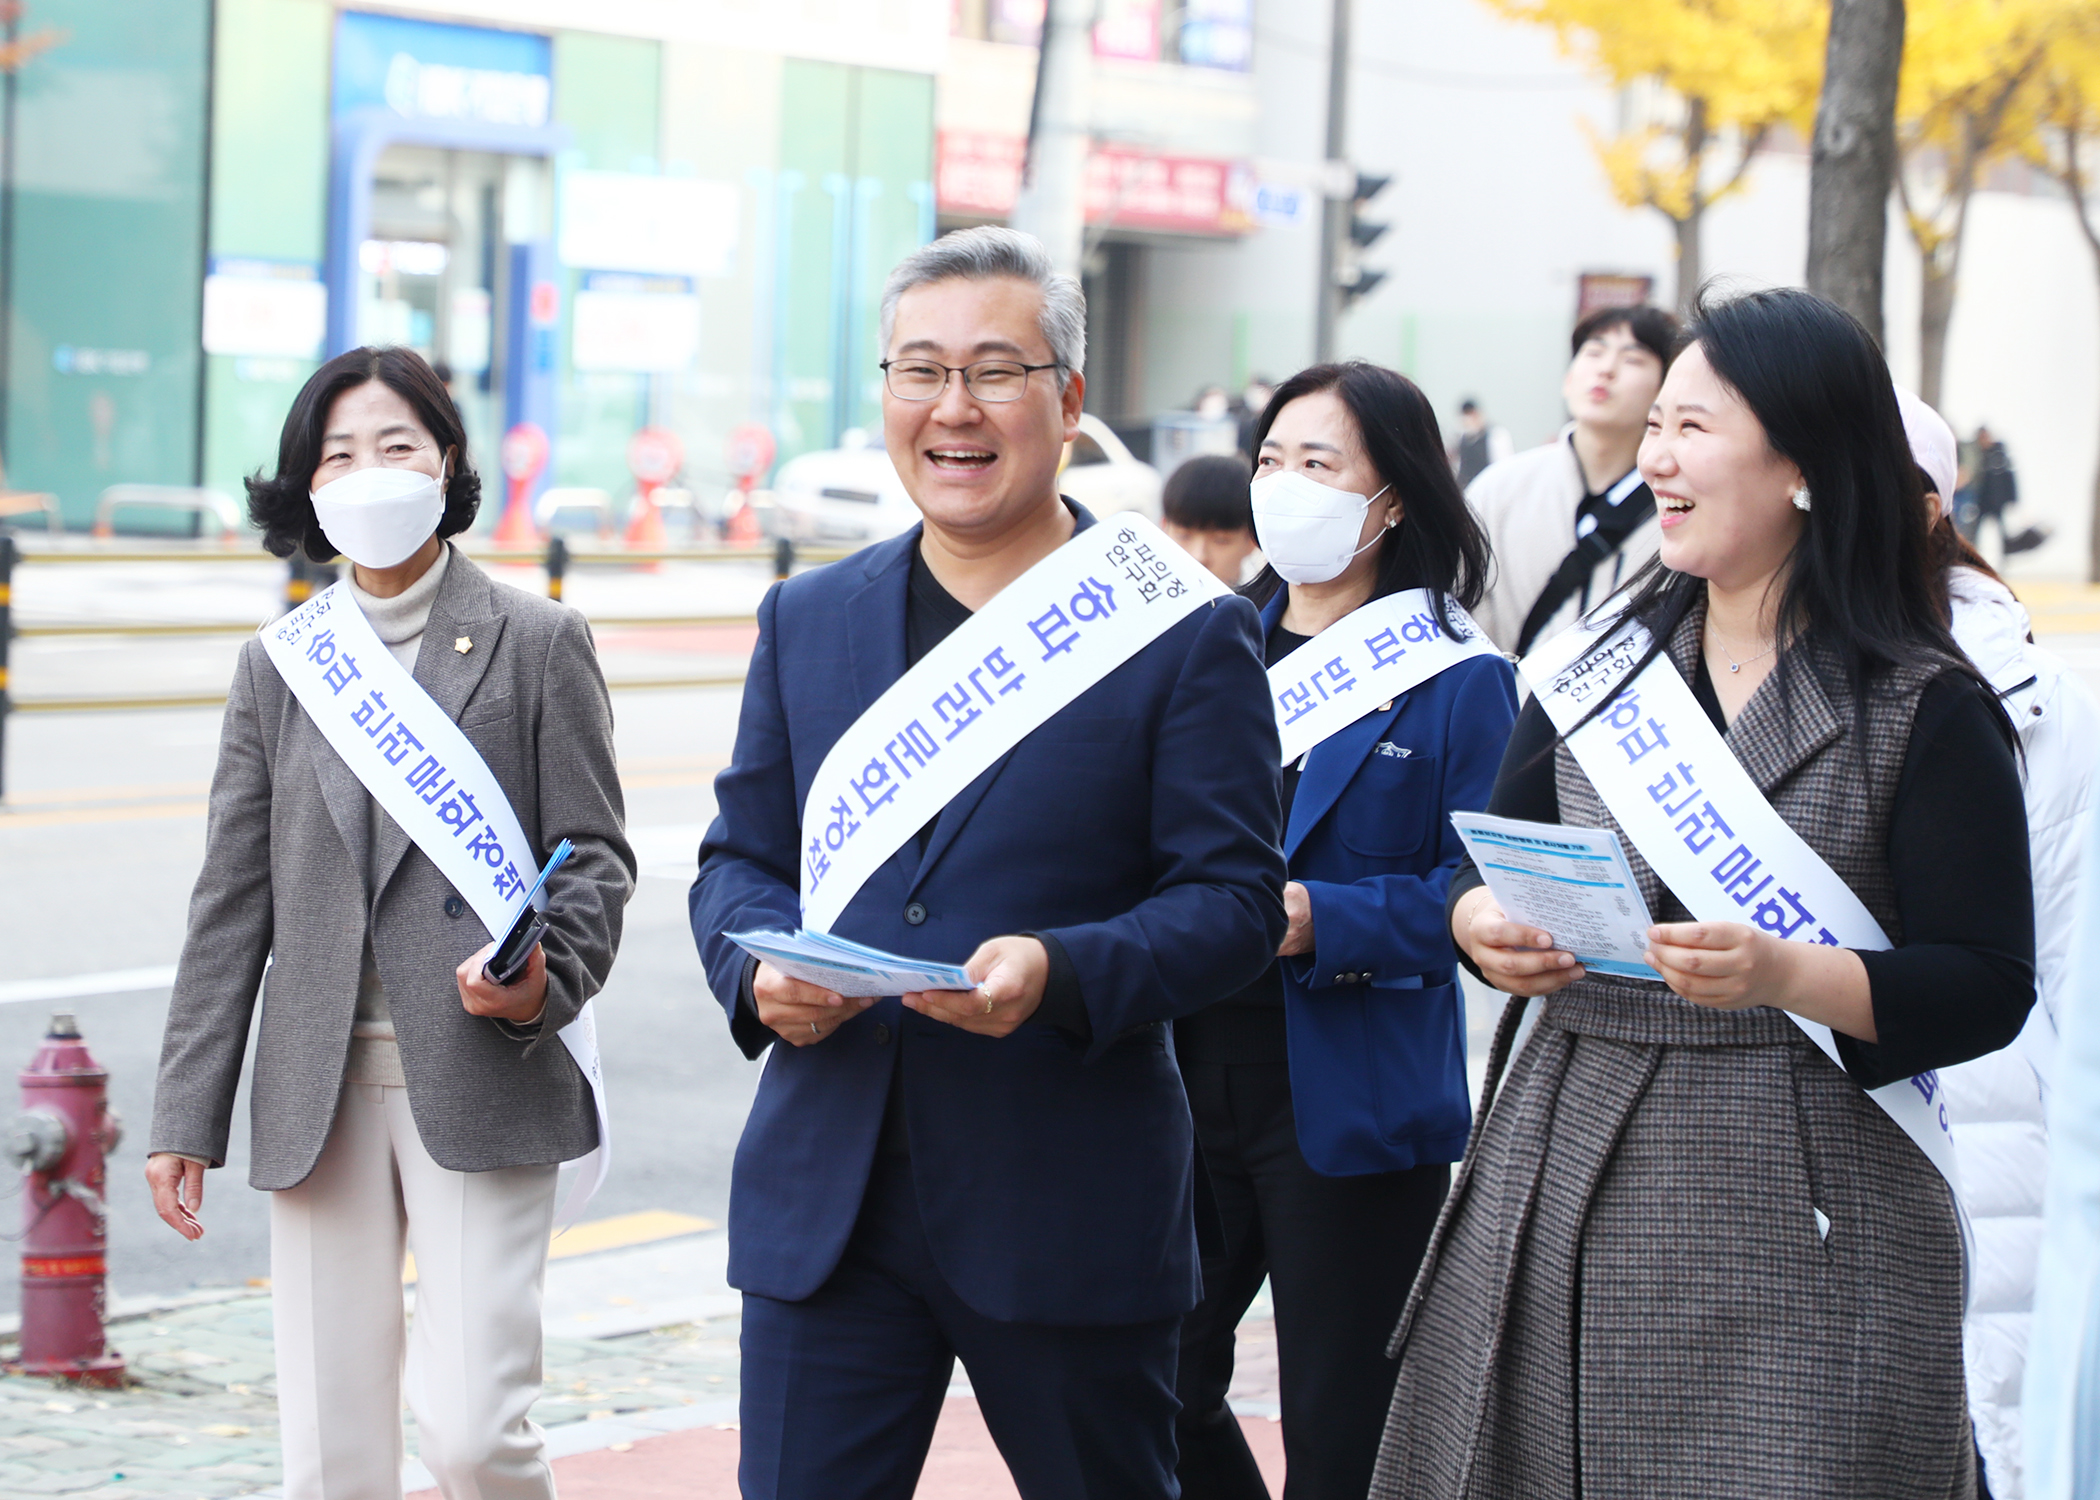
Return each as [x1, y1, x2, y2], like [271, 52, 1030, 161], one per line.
[809, 1021, 820, 1036]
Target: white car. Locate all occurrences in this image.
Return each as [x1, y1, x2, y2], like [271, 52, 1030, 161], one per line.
[772, 416, 1162, 544]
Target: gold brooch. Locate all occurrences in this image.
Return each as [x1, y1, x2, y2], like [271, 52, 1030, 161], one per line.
[454, 636, 472, 655]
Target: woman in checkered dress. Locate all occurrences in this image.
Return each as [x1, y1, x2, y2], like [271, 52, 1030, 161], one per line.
[1373, 288, 2035, 1499]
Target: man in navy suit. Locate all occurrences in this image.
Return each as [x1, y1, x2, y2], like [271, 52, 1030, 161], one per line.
[689, 226, 1287, 1499]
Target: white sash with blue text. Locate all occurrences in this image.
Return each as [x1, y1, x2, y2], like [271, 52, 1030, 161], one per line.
[800, 514, 1229, 933]
[1521, 614, 1969, 1265]
[1268, 590, 1501, 763]
[260, 583, 609, 1227]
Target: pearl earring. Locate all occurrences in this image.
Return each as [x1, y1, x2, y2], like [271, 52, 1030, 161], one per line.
[1792, 487, 1812, 512]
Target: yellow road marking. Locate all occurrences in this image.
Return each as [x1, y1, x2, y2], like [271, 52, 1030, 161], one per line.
[4, 780, 212, 806]
[0, 800, 210, 830]
[2, 765, 727, 826]
[403, 1209, 716, 1283]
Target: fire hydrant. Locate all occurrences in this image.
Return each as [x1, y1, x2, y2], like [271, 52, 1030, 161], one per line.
[2, 1013, 123, 1385]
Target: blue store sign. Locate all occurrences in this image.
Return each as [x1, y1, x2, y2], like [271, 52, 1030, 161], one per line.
[333, 12, 552, 127]
[327, 11, 566, 485]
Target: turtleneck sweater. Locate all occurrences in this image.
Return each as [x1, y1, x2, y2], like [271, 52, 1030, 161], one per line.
[342, 545, 451, 1086]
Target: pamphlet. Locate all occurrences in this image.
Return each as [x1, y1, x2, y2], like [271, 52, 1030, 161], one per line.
[1449, 812, 1661, 980]
[726, 927, 975, 999]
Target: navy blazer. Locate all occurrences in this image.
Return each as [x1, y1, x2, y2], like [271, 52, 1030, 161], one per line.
[691, 506, 1287, 1325]
[1262, 590, 1519, 1176]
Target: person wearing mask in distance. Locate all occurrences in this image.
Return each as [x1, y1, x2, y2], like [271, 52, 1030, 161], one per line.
[1899, 388, 2100, 1500]
[1376, 288, 2035, 1499]
[145, 346, 634, 1500]
[1468, 304, 1683, 657]
[689, 226, 1287, 1500]
[1172, 362, 1516, 1500]
[1163, 451, 1264, 587]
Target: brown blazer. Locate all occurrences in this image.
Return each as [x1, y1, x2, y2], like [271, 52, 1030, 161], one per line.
[150, 548, 635, 1188]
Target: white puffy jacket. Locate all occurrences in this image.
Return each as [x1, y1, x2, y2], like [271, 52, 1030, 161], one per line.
[1942, 569, 2099, 1499]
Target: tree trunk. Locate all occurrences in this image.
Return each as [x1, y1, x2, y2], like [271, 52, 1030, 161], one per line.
[1916, 251, 1957, 408]
[1806, 0, 1905, 345]
[2061, 130, 2100, 582]
[1674, 98, 1709, 313]
[1675, 210, 1702, 314]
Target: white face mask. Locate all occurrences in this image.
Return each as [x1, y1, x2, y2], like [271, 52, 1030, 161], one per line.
[1249, 468, 1391, 586]
[311, 459, 447, 570]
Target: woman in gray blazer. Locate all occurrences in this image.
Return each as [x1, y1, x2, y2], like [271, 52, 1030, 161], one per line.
[145, 346, 634, 1500]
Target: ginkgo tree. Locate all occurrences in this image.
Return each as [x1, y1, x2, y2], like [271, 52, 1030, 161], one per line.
[2026, 11, 2100, 577]
[1898, 0, 2074, 407]
[1483, 0, 1827, 311]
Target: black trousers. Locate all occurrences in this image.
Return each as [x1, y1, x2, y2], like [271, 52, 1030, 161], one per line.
[740, 1151, 1181, 1500]
[1174, 1055, 1450, 1500]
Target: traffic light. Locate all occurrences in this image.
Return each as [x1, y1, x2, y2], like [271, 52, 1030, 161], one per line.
[1338, 172, 1392, 309]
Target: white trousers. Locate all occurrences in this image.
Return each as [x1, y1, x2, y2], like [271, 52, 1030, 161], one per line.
[270, 1081, 560, 1500]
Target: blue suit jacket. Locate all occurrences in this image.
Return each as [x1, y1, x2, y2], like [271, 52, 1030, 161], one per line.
[690, 507, 1288, 1325]
[1263, 590, 1519, 1176]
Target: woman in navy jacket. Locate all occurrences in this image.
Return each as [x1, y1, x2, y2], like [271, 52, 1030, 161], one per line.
[1174, 362, 1518, 1500]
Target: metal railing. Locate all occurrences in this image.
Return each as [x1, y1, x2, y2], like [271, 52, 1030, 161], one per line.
[0, 533, 821, 799]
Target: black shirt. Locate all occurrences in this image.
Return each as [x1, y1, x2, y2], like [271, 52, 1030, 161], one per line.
[870, 550, 1090, 1155]
[744, 547, 1092, 1158]
[1446, 659, 2035, 1088]
[1173, 617, 1308, 1065]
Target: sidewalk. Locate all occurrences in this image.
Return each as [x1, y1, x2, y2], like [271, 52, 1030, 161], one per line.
[0, 1226, 1286, 1498]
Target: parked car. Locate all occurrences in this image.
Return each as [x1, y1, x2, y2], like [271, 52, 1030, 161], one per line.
[772, 415, 1162, 544]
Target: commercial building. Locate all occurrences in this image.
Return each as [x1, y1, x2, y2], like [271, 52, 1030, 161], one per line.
[8, 0, 2092, 569]
[6, 0, 944, 528]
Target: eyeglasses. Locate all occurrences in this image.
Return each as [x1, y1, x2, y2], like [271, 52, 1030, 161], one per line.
[879, 358, 1064, 403]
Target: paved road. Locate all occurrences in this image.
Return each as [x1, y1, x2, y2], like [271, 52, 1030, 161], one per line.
[6, 548, 2099, 1315]
[0, 552, 777, 1316]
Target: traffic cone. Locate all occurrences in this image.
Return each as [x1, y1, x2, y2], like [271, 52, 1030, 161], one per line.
[725, 482, 761, 545]
[624, 479, 667, 552]
[493, 473, 539, 550]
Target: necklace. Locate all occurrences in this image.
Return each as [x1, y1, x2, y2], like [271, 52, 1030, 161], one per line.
[1707, 623, 1777, 675]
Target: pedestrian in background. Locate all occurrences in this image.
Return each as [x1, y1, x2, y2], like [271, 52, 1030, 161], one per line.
[1467, 305, 1683, 656]
[1379, 287, 2035, 1498]
[1447, 398, 1512, 488]
[1902, 388, 2100, 1500]
[1162, 452, 1263, 586]
[1172, 362, 1516, 1500]
[1236, 374, 1276, 460]
[146, 346, 635, 1500]
[690, 226, 1287, 1500]
[1957, 425, 2050, 562]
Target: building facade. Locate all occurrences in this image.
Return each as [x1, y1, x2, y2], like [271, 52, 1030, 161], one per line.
[8, 0, 945, 528]
[8, 0, 2094, 570]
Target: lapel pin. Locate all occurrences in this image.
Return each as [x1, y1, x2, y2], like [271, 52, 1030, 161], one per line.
[1377, 700, 1393, 712]
[454, 636, 473, 655]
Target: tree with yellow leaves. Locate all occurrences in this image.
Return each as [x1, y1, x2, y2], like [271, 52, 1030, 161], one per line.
[1898, 0, 2072, 408]
[1483, 0, 1827, 311]
[2025, 12, 2100, 576]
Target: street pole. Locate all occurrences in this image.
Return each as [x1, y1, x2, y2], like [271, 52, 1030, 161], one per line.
[1314, 0, 1352, 363]
[0, 534, 14, 804]
[0, 3, 18, 468]
[1009, 0, 1096, 278]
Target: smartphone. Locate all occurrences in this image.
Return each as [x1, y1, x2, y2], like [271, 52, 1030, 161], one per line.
[483, 838, 574, 987]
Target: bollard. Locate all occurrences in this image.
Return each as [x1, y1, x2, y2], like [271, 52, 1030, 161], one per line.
[0, 533, 13, 802]
[773, 536, 795, 582]
[547, 534, 569, 602]
[3, 1013, 124, 1386]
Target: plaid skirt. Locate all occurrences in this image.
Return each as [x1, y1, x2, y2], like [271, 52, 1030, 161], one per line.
[1371, 986, 1974, 1500]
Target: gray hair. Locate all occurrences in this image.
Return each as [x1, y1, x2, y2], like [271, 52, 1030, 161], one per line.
[878, 226, 1086, 386]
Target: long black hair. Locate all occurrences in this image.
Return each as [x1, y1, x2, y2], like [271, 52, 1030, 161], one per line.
[247, 346, 482, 562]
[1239, 361, 1492, 622]
[1564, 285, 1976, 740]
